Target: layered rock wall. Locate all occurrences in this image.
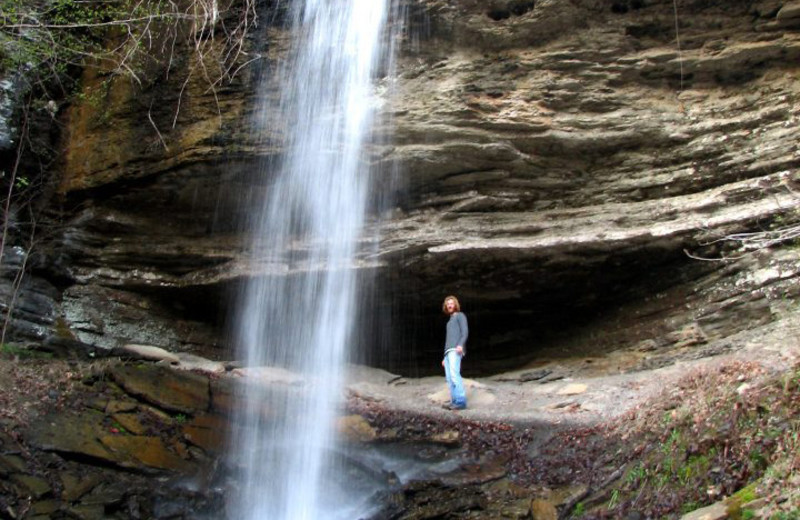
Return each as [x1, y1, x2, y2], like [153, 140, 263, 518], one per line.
[373, 0, 800, 372]
[6, 0, 798, 374]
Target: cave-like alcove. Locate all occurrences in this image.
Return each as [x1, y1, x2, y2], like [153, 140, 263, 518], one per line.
[354, 244, 717, 377]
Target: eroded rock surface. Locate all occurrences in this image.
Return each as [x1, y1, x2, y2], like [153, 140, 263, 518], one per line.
[2, 0, 795, 375]
[374, 0, 800, 371]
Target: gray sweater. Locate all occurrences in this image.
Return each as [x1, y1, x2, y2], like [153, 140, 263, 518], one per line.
[444, 312, 468, 356]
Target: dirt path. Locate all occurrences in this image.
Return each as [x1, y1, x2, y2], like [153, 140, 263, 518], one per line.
[346, 313, 800, 427]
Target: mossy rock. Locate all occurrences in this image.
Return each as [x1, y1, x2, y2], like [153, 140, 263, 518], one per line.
[110, 364, 210, 414]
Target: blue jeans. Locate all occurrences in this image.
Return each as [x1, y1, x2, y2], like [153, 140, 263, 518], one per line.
[444, 350, 467, 408]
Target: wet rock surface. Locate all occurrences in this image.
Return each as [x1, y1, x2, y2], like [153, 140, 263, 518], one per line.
[0, 361, 228, 519]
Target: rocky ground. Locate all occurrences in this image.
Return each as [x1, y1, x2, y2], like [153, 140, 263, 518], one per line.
[1, 305, 798, 519]
[350, 305, 800, 426]
[353, 327, 800, 519]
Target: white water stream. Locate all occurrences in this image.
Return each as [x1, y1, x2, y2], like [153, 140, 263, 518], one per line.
[230, 1, 394, 519]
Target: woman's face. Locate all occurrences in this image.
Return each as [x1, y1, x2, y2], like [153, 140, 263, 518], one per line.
[445, 299, 456, 314]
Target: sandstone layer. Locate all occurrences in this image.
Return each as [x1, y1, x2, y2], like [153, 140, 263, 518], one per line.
[3, 0, 798, 375]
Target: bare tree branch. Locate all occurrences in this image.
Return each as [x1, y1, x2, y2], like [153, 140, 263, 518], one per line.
[148, 99, 169, 152]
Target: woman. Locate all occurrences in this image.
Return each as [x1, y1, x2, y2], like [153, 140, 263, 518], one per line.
[441, 295, 468, 410]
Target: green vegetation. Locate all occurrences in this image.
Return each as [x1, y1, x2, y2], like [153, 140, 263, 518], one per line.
[0, 1, 256, 329]
[110, 421, 127, 434]
[770, 511, 800, 520]
[607, 489, 620, 509]
[1, 0, 257, 109]
[2, 0, 153, 111]
[1, 343, 53, 359]
[4, 0, 189, 87]
[573, 361, 800, 518]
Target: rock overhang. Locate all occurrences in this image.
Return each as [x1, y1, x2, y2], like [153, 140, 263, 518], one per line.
[15, 0, 797, 377]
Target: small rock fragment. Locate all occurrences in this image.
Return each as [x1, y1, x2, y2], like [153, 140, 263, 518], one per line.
[66, 504, 105, 520]
[557, 383, 587, 395]
[11, 474, 52, 499]
[520, 369, 552, 382]
[337, 415, 377, 443]
[121, 344, 180, 364]
[105, 400, 138, 414]
[182, 414, 227, 454]
[679, 500, 728, 520]
[111, 413, 148, 435]
[61, 472, 102, 502]
[430, 430, 461, 446]
[530, 498, 558, 520]
[30, 500, 60, 515]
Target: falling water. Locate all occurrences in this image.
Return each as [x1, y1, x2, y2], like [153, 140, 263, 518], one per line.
[229, 0, 394, 519]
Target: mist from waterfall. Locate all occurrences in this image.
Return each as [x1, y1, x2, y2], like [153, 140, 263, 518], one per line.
[228, 1, 395, 519]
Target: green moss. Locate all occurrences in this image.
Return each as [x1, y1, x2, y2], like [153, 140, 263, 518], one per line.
[54, 318, 77, 340]
[1, 343, 54, 359]
[725, 483, 760, 519]
[770, 511, 800, 520]
[600, 364, 800, 518]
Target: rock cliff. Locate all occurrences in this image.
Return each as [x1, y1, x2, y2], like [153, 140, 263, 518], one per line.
[6, 0, 799, 375]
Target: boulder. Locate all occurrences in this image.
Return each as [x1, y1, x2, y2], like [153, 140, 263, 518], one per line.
[182, 414, 227, 454]
[111, 364, 210, 414]
[336, 415, 378, 443]
[11, 474, 52, 499]
[167, 352, 226, 375]
[111, 413, 149, 435]
[345, 364, 404, 386]
[60, 472, 103, 502]
[65, 504, 105, 520]
[30, 500, 60, 515]
[30, 414, 115, 462]
[78, 482, 126, 507]
[209, 376, 238, 416]
[31, 410, 196, 474]
[530, 498, 558, 520]
[0, 454, 27, 473]
[680, 501, 730, 520]
[105, 399, 138, 414]
[98, 435, 195, 473]
[121, 344, 180, 364]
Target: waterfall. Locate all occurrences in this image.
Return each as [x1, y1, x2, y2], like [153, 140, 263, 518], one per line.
[229, 0, 394, 519]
